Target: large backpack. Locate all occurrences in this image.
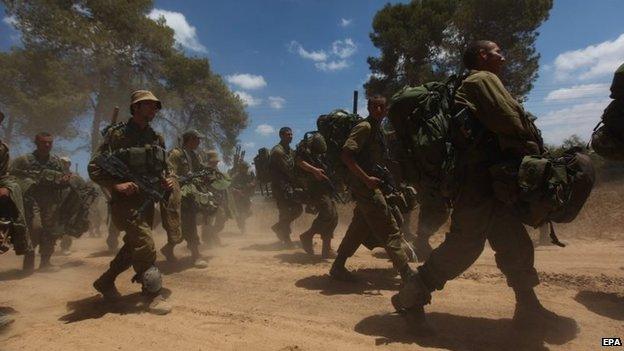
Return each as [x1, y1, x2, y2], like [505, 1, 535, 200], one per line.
[387, 76, 461, 198]
[253, 147, 271, 184]
[591, 99, 624, 160]
[316, 109, 363, 184]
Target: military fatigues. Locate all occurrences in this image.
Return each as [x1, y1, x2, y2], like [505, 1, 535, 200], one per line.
[168, 146, 204, 250]
[417, 70, 540, 291]
[229, 165, 255, 234]
[337, 117, 411, 274]
[295, 141, 338, 241]
[88, 119, 180, 277]
[270, 143, 303, 243]
[10, 152, 65, 260]
[0, 140, 31, 255]
[201, 167, 234, 246]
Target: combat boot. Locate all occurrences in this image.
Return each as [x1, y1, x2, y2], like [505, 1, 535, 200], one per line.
[93, 270, 121, 301]
[146, 294, 172, 315]
[38, 254, 61, 273]
[391, 272, 432, 312]
[321, 238, 336, 259]
[160, 243, 177, 262]
[299, 231, 314, 255]
[22, 250, 35, 273]
[329, 259, 357, 282]
[190, 246, 208, 269]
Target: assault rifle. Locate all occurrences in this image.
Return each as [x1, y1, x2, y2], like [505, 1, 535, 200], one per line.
[372, 164, 398, 195]
[178, 169, 215, 186]
[309, 154, 349, 204]
[92, 153, 168, 219]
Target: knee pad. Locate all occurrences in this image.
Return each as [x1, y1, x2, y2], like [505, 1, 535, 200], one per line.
[141, 266, 162, 294]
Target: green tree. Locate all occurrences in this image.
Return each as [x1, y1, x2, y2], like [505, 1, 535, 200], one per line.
[365, 0, 553, 99]
[2, 0, 247, 155]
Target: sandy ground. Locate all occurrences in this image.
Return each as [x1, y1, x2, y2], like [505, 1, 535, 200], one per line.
[0, 207, 623, 351]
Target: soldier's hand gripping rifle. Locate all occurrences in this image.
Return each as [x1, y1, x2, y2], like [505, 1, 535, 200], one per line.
[0, 218, 11, 254]
[92, 153, 169, 220]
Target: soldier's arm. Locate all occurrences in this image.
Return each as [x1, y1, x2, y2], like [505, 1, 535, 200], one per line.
[341, 122, 380, 189]
[167, 149, 184, 178]
[456, 72, 538, 154]
[296, 153, 328, 181]
[87, 137, 118, 190]
[8, 156, 31, 179]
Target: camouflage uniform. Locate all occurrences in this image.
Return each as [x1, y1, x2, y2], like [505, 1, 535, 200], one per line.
[295, 134, 338, 254]
[10, 152, 65, 264]
[168, 146, 206, 252]
[0, 139, 31, 256]
[88, 118, 180, 282]
[270, 142, 303, 244]
[201, 163, 233, 247]
[417, 70, 541, 292]
[335, 116, 412, 278]
[229, 163, 255, 234]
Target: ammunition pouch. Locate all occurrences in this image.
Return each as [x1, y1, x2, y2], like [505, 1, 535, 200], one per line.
[112, 145, 167, 176]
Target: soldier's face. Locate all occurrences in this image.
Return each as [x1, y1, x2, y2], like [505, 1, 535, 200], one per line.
[280, 130, 293, 144]
[187, 136, 200, 150]
[135, 101, 160, 121]
[35, 136, 54, 154]
[368, 101, 387, 120]
[481, 42, 505, 76]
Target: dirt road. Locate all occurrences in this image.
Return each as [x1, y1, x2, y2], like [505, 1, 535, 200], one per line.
[0, 212, 622, 351]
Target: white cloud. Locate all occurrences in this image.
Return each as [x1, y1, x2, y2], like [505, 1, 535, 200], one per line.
[255, 124, 275, 136]
[234, 91, 262, 107]
[243, 142, 256, 148]
[288, 41, 328, 62]
[315, 60, 349, 72]
[148, 9, 207, 53]
[553, 33, 624, 81]
[268, 96, 286, 109]
[339, 18, 353, 27]
[331, 38, 357, 59]
[226, 73, 267, 90]
[3, 15, 17, 27]
[536, 98, 610, 144]
[544, 83, 610, 102]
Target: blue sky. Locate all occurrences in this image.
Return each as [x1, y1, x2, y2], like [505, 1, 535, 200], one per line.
[2, 0, 624, 174]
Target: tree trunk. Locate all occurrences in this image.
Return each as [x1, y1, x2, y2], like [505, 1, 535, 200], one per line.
[4, 114, 15, 147]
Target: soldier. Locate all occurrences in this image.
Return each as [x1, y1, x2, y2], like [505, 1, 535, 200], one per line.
[270, 127, 303, 247]
[0, 110, 33, 328]
[88, 90, 176, 315]
[59, 156, 74, 256]
[295, 132, 338, 258]
[10, 132, 69, 272]
[161, 130, 210, 268]
[329, 95, 414, 285]
[229, 160, 255, 234]
[393, 41, 561, 332]
[200, 150, 232, 247]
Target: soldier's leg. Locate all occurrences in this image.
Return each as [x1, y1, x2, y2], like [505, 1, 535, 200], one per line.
[37, 202, 59, 270]
[331, 206, 371, 281]
[414, 193, 449, 262]
[312, 195, 338, 258]
[181, 207, 207, 267]
[159, 180, 183, 251]
[60, 235, 72, 255]
[22, 196, 37, 271]
[357, 190, 413, 281]
[106, 217, 121, 253]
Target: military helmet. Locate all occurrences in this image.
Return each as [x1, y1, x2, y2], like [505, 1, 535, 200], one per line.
[182, 129, 205, 143]
[130, 90, 162, 110]
[309, 132, 327, 154]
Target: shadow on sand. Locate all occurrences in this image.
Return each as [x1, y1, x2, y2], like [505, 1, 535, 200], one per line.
[274, 252, 326, 265]
[157, 256, 213, 275]
[241, 241, 296, 252]
[87, 250, 116, 258]
[0, 269, 33, 282]
[355, 311, 578, 351]
[295, 268, 400, 296]
[574, 290, 624, 321]
[59, 288, 172, 323]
